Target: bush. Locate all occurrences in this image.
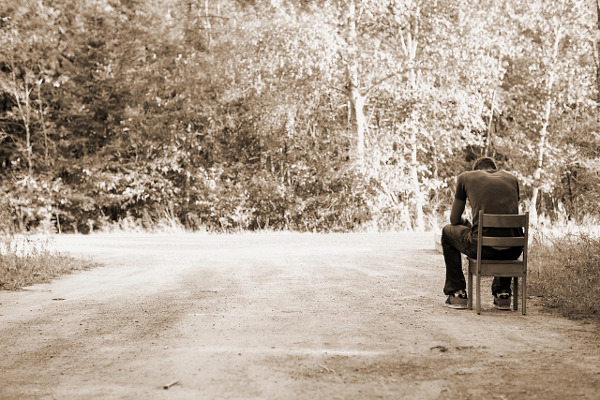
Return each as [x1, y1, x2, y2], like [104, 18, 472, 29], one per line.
[529, 233, 600, 321]
[0, 235, 98, 290]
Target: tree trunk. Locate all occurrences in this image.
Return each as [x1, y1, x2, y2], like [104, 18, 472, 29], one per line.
[345, 0, 366, 168]
[529, 98, 551, 225]
[529, 26, 562, 225]
[36, 82, 50, 167]
[400, 19, 424, 231]
[595, 0, 600, 103]
[203, 0, 212, 47]
[410, 129, 425, 232]
[12, 73, 33, 176]
[484, 90, 496, 157]
[348, 83, 366, 166]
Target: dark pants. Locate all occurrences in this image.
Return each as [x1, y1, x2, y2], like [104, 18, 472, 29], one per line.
[442, 223, 523, 296]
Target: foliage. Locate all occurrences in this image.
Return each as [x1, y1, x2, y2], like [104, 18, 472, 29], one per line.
[529, 233, 600, 321]
[0, 234, 98, 290]
[0, 0, 598, 233]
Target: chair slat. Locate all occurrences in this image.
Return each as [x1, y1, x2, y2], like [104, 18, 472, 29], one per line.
[479, 263, 525, 277]
[468, 258, 523, 264]
[480, 214, 526, 228]
[468, 259, 525, 275]
[481, 236, 525, 247]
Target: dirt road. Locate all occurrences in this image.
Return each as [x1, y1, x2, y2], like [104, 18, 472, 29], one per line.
[1, 232, 598, 399]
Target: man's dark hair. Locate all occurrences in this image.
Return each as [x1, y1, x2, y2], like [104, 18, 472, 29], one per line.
[472, 157, 497, 171]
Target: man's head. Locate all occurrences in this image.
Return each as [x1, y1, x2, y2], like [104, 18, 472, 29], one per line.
[472, 157, 497, 171]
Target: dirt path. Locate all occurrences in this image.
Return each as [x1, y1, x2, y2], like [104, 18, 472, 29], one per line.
[0, 232, 598, 399]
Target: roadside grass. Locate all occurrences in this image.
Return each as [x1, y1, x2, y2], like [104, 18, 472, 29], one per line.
[0, 235, 98, 291]
[528, 233, 600, 321]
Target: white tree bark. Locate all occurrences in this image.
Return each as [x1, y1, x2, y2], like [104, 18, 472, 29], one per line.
[345, 0, 366, 168]
[401, 20, 425, 231]
[529, 26, 562, 225]
[410, 129, 425, 231]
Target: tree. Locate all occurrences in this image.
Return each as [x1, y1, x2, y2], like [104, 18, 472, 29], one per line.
[502, 0, 597, 224]
[1, 0, 599, 233]
[0, 1, 62, 177]
[595, 0, 600, 103]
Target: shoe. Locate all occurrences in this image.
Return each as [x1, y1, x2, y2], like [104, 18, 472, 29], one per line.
[493, 292, 511, 310]
[444, 290, 467, 309]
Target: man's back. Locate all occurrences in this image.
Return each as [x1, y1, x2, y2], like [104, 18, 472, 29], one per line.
[455, 170, 521, 237]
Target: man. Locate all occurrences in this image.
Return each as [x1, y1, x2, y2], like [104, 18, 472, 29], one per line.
[442, 157, 523, 310]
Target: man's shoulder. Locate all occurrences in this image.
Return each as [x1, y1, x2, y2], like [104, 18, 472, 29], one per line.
[457, 170, 519, 192]
[457, 170, 483, 181]
[494, 170, 519, 182]
[457, 170, 479, 177]
[458, 170, 517, 180]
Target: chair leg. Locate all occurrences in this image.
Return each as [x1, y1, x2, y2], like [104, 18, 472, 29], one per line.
[522, 275, 527, 315]
[513, 277, 519, 311]
[468, 271, 473, 310]
[476, 274, 481, 315]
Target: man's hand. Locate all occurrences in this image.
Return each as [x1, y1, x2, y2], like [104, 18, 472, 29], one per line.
[450, 198, 466, 226]
[459, 218, 472, 228]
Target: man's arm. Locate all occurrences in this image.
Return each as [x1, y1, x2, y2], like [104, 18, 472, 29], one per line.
[449, 198, 466, 226]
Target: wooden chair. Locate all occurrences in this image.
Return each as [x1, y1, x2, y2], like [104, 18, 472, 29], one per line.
[467, 211, 529, 315]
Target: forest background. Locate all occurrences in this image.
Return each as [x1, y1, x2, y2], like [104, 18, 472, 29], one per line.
[1, 0, 599, 234]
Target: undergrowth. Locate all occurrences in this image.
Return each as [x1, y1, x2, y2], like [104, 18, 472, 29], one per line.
[528, 233, 600, 321]
[0, 235, 98, 290]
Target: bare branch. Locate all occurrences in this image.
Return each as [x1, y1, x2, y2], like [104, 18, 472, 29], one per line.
[399, 30, 408, 57]
[365, 70, 403, 97]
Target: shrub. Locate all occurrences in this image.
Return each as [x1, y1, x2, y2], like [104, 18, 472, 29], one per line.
[0, 235, 98, 290]
[529, 233, 600, 321]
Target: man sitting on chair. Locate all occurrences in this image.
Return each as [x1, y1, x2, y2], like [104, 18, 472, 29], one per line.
[442, 157, 523, 310]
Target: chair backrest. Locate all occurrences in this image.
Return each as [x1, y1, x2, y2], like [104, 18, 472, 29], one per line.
[477, 210, 529, 260]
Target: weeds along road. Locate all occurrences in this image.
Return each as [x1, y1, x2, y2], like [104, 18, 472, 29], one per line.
[1, 232, 599, 400]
